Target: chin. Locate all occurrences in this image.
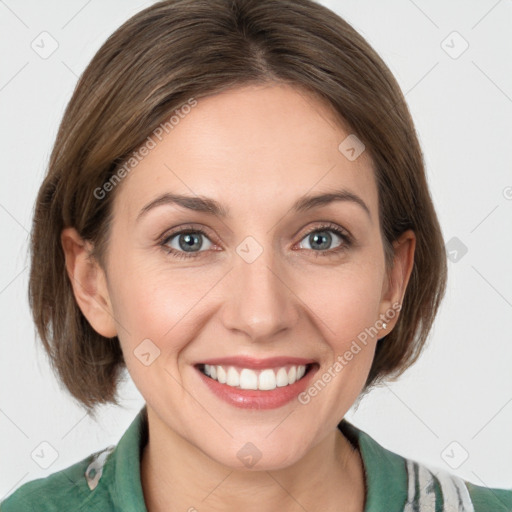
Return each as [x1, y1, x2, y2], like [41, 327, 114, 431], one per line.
[201, 436, 308, 472]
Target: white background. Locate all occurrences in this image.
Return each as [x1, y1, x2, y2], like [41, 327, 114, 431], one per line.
[1, 0, 511, 499]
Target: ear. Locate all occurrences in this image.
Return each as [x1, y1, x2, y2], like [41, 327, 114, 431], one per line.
[60, 227, 117, 338]
[378, 229, 416, 335]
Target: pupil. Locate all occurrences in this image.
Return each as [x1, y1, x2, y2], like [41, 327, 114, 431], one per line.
[311, 231, 331, 250]
[179, 233, 202, 251]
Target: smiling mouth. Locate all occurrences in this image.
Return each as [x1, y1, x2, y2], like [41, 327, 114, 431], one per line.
[196, 363, 317, 391]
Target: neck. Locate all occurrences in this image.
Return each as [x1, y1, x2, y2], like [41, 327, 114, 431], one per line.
[140, 407, 366, 512]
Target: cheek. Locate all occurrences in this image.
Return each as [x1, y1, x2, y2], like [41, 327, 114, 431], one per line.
[107, 252, 224, 353]
[301, 266, 384, 405]
[106, 264, 206, 397]
[299, 260, 385, 345]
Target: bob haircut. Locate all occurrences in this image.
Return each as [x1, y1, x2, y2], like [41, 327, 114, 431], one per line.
[29, 0, 447, 417]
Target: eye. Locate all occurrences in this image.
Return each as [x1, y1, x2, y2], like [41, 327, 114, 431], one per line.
[296, 223, 352, 256]
[158, 222, 353, 260]
[160, 227, 214, 260]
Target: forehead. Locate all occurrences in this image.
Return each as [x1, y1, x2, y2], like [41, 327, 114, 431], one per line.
[113, 83, 378, 221]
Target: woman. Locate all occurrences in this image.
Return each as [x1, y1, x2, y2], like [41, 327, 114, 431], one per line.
[1, 0, 510, 510]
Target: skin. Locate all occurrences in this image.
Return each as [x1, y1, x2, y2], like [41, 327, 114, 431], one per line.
[61, 83, 415, 512]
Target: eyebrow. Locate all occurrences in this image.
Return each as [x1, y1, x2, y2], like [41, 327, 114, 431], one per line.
[136, 188, 371, 222]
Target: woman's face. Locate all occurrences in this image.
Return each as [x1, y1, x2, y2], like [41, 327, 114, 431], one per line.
[91, 83, 412, 469]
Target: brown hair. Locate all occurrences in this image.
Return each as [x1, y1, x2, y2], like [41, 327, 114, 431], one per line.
[29, 0, 447, 417]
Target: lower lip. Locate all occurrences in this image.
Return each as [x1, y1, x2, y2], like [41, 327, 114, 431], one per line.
[195, 365, 319, 409]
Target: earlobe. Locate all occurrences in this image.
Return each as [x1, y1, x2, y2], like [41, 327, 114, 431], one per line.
[379, 229, 416, 333]
[60, 227, 117, 338]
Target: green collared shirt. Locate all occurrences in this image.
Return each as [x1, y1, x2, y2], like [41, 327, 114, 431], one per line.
[1, 405, 510, 511]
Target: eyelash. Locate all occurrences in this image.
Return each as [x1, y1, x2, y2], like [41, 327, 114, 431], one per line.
[158, 222, 353, 260]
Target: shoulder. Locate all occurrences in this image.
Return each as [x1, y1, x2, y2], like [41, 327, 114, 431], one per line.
[343, 420, 511, 512]
[0, 445, 116, 512]
[403, 457, 512, 512]
[465, 480, 512, 512]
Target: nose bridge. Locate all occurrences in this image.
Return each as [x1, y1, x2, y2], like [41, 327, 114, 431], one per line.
[221, 236, 297, 340]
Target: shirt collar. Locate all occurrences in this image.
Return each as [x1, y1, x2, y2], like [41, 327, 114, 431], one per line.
[110, 406, 407, 512]
[338, 418, 408, 511]
[111, 404, 149, 511]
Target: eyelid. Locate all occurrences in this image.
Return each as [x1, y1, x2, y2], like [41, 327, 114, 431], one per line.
[159, 221, 351, 244]
[159, 223, 217, 244]
[158, 220, 354, 259]
[299, 221, 351, 239]
[293, 221, 353, 253]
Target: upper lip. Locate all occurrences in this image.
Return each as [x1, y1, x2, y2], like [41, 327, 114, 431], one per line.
[195, 356, 317, 369]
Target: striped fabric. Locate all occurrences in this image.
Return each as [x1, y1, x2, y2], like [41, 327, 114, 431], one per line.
[404, 459, 475, 512]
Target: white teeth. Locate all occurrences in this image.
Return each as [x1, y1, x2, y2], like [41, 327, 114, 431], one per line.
[226, 367, 240, 387]
[201, 364, 308, 390]
[288, 366, 297, 385]
[239, 368, 258, 390]
[217, 365, 227, 384]
[258, 369, 276, 390]
[276, 367, 289, 387]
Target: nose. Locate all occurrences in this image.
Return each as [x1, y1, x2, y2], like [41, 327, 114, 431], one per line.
[220, 243, 299, 342]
